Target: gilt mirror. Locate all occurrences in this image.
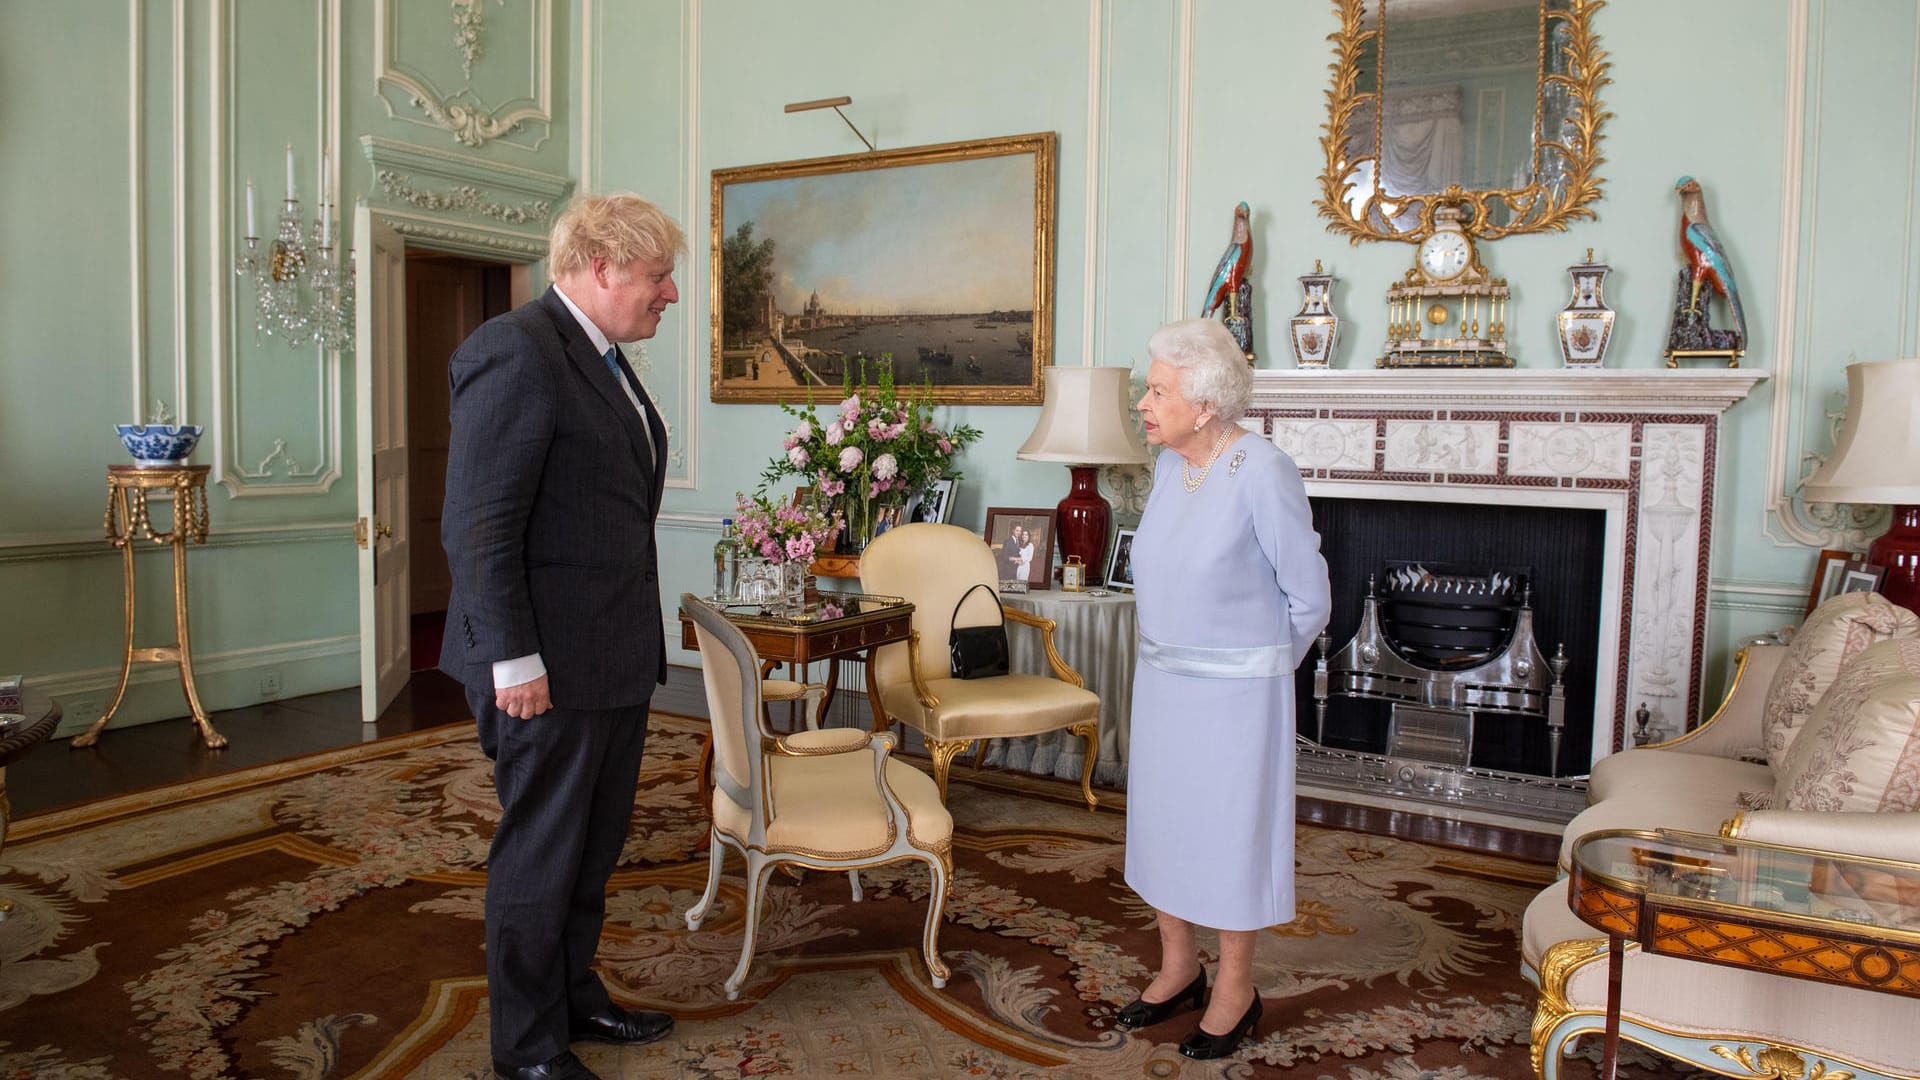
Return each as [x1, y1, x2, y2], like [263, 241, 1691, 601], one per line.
[1317, 0, 1611, 243]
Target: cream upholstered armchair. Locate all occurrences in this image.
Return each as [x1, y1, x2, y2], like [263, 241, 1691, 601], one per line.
[681, 595, 953, 999]
[858, 523, 1102, 809]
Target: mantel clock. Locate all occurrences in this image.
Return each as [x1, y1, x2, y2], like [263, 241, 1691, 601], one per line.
[1380, 206, 1513, 368]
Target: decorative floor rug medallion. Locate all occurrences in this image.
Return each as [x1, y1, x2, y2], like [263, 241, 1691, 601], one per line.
[0, 717, 1698, 1078]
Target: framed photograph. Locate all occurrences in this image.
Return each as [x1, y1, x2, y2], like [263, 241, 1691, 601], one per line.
[1106, 529, 1138, 592]
[906, 478, 956, 525]
[1840, 559, 1888, 596]
[709, 132, 1057, 405]
[1806, 548, 1860, 616]
[983, 507, 1057, 589]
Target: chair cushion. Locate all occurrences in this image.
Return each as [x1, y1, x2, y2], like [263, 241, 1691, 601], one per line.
[1586, 747, 1775, 805]
[712, 754, 952, 855]
[1773, 638, 1920, 813]
[881, 674, 1099, 742]
[1762, 591, 1920, 767]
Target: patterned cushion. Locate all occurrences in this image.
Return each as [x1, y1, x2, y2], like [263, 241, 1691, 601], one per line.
[1762, 591, 1920, 766]
[1773, 638, 1920, 812]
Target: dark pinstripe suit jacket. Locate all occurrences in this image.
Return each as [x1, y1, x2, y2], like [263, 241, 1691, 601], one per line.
[438, 287, 669, 709]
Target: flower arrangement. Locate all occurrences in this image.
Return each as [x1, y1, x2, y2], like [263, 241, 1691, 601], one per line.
[761, 357, 981, 550]
[733, 491, 840, 566]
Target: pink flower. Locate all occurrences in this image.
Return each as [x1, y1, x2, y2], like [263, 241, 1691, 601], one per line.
[841, 394, 861, 417]
[838, 446, 863, 472]
[938, 438, 952, 454]
[872, 452, 898, 481]
[792, 419, 813, 443]
[786, 445, 808, 468]
[825, 420, 845, 446]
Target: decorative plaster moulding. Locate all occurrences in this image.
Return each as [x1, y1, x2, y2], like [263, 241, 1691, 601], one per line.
[1245, 367, 1766, 769]
[375, 0, 552, 150]
[360, 136, 572, 248]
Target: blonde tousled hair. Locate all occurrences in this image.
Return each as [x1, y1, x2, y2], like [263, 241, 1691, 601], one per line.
[548, 193, 687, 278]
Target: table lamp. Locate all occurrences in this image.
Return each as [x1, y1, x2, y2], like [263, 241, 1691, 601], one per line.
[1801, 358, 1920, 617]
[1017, 365, 1149, 585]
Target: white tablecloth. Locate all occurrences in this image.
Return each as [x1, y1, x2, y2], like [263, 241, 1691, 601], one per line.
[992, 590, 1137, 787]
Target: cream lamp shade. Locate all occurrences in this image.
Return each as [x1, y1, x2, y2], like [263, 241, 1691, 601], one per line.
[1017, 366, 1148, 586]
[1801, 358, 1920, 504]
[1802, 358, 1920, 617]
[1016, 366, 1150, 465]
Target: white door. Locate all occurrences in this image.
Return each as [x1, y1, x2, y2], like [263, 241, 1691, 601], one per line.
[355, 208, 411, 721]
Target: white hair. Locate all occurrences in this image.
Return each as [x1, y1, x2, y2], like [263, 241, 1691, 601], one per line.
[1146, 318, 1251, 422]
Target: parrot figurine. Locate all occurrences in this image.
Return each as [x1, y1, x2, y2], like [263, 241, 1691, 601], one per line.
[1675, 176, 1747, 347]
[1199, 201, 1253, 322]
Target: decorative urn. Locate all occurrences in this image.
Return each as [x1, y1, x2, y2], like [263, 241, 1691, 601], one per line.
[1556, 249, 1616, 368]
[1288, 260, 1340, 368]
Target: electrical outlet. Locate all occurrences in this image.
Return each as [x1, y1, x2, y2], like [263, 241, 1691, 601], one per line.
[259, 672, 282, 697]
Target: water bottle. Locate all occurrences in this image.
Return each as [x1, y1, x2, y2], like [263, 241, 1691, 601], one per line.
[713, 518, 742, 600]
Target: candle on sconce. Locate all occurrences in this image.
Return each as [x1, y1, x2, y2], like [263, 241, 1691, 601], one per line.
[245, 178, 256, 237]
[285, 144, 295, 199]
[319, 151, 331, 243]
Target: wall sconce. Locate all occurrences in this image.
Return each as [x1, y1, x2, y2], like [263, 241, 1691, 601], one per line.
[784, 95, 875, 153]
[235, 145, 355, 352]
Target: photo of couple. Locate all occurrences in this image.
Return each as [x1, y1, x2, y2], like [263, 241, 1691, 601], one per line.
[985, 509, 1055, 588]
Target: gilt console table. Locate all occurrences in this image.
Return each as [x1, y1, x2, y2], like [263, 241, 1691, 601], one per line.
[71, 465, 226, 750]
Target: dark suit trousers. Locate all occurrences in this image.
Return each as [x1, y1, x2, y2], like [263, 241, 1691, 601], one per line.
[470, 685, 651, 1067]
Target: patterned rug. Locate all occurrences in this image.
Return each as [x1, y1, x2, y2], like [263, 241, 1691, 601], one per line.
[0, 716, 1697, 1079]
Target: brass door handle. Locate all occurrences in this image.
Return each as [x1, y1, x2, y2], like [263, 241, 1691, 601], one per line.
[375, 522, 393, 539]
[356, 518, 395, 548]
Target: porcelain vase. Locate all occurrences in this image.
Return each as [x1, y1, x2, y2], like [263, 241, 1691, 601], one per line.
[1288, 261, 1340, 368]
[1556, 251, 1616, 368]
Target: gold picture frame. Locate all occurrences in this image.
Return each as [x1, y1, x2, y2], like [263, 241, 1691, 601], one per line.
[710, 132, 1057, 404]
[1316, 0, 1613, 245]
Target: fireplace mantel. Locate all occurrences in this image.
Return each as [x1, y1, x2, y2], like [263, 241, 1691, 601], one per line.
[1245, 366, 1768, 770]
[1251, 368, 1766, 413]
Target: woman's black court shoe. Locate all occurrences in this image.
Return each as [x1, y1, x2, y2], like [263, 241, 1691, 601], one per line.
[1178, 995, 1262, 1059]
[1114, 970, 1206, 1030]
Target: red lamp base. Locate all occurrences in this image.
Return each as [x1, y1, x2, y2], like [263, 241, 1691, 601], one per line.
[1869, 504, 1920, 618]
[1055, 465, 1112, 585]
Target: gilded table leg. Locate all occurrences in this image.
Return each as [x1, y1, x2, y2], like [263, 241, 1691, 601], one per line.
[928, 739, 973, 803]
[170, 535, 225, 749]
[71, 498, 138, 750]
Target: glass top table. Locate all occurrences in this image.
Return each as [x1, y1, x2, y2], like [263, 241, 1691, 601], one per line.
[678, 593, 915, 731]
[1567, 827, 1920, 1080]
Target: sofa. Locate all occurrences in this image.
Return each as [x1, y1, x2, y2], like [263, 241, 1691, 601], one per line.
[1521, 591, 1920, 1080]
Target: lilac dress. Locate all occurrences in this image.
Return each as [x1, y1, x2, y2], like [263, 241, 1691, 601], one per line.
[1123, 434, 1331, 931]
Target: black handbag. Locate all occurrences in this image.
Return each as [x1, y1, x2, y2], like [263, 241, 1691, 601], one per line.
[948, 582, 1011, 680]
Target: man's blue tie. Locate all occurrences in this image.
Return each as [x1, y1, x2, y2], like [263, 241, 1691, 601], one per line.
[603, 346, 653, 473]
[603, 346, 623, 378]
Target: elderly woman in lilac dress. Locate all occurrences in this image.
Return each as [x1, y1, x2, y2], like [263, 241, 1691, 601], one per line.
[1114, 318, 1332, 1060]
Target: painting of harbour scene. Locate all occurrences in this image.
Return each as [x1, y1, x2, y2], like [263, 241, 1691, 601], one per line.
[709, 132, 1056, 404]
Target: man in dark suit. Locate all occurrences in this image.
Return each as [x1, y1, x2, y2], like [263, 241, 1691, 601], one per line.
[439, 193, 682, 1080]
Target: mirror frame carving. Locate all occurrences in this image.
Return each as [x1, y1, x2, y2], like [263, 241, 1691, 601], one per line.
[1316, 0, 1613, 244]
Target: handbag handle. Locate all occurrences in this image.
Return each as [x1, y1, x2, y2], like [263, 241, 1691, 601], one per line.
[949, 581, 1005, 634]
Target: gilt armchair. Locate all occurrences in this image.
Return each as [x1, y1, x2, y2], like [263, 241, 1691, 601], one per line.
[681, 595, 953, 999]
[859, 523, 1102, 808]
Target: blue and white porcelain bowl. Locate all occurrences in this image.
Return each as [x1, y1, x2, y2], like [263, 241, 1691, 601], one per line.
[116, 424, 203, 466]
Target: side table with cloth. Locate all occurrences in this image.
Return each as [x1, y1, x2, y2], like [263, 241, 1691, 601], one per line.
[996, 591, 1136, 788]
[1, 687, 62, 918]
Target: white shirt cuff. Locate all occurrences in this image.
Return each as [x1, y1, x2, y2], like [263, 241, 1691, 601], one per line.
[493, 653, 547, 689]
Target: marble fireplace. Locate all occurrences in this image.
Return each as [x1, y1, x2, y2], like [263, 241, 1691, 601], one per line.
[1246, 368, 1765, 819]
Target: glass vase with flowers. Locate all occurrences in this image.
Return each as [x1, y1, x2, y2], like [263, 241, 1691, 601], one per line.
[761, 356, 981, 554]
[731, 491, 841, 610]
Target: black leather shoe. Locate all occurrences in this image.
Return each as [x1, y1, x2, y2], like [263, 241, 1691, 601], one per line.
[570, 1003, 675, 1046]
[494, 1049, 600, 1080]
[1114, 969, 1206, 1030]
[1179, 996, 1263, 1060]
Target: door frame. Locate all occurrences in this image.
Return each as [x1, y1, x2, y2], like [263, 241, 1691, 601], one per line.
[355, 208, 545, 723]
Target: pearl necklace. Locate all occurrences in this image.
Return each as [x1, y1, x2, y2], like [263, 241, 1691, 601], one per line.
[1181, 425, 1234, 493]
